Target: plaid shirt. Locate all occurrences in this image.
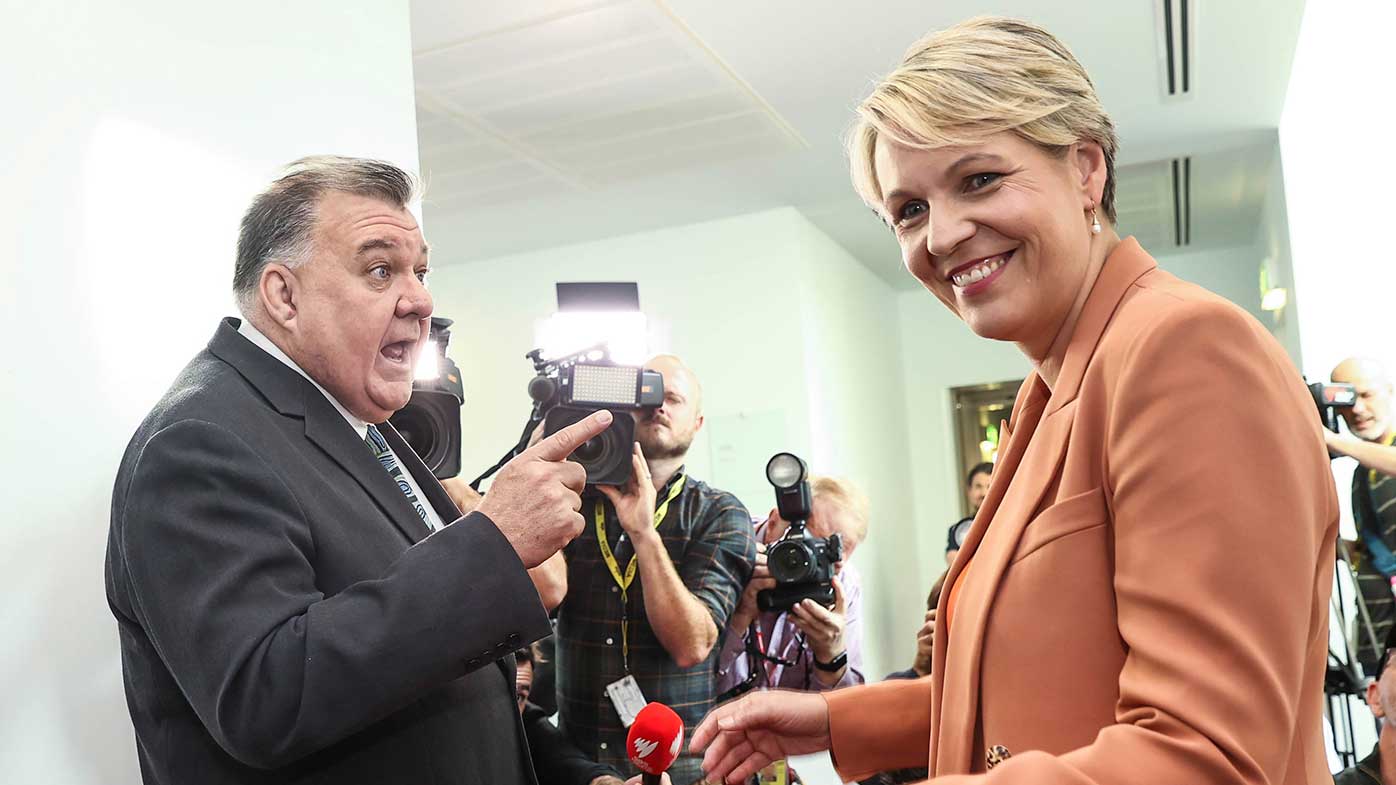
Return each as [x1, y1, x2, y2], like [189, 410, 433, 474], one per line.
[556, 469, 755, 785]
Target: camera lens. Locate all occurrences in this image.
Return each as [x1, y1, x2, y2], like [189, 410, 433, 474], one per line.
[392, 406, 439, 462]
[574, 436, 605, 463]
[769, 540, 814, 583]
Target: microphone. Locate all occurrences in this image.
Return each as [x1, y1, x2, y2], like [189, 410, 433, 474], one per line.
[626, 702, 683, 785]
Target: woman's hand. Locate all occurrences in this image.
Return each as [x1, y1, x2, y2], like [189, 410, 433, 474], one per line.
[691, 690, 832, 785]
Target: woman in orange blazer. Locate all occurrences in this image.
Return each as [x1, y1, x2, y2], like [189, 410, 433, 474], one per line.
[692, 16, 1338, 785]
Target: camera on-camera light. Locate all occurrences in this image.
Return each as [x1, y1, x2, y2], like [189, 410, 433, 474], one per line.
[528, 346, 664, 486]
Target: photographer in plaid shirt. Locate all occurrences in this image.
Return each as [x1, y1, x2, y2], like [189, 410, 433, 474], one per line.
[545, 354, 755, 785]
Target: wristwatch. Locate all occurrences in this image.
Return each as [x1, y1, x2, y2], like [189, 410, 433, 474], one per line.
[813, 650, 848, 672]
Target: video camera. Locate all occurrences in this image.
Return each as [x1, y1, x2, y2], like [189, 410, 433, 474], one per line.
[528, 345, 664, 486]
[757, 452, 843, 612]
[388, 317, 464, 479]
[1309, 380, 1357, 434]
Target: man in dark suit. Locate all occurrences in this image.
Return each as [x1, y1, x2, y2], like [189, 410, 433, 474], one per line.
[105, 156, 613, 784]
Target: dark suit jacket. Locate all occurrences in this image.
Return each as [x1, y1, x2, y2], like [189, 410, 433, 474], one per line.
[105, 318, 553, 784]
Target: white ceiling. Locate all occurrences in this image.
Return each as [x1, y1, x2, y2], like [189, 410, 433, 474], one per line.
[410, 0, 1305, 288]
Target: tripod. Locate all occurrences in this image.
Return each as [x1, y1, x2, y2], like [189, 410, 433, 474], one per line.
[1327, 538, 1385, 768]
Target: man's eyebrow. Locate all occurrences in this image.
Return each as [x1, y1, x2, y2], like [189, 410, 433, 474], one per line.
[355, 237, 431, 260]
[355, 237, 399, 256]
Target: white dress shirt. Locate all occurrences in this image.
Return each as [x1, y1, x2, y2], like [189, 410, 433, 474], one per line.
[237, 318, 446, 532]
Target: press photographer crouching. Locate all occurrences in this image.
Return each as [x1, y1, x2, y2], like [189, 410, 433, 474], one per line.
[1325, 357, 1396, 674]
[716, 455, 868, 697]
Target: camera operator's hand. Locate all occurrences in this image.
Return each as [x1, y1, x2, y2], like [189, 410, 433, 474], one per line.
[730, 542, 775, 633]
[691, 690, 831, 785]
[596, 442, 660, 545]
[790, 577, 847, 677]
[440, 476, 483, 516]
[913, 608, 935, 677]
[1324, 428, 1359, 457]
[476, 410, 613, 568]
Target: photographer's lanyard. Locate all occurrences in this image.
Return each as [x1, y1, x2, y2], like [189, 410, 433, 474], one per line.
[595, 476, 686, 673]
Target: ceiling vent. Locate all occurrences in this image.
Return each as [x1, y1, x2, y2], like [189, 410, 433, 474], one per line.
[1171, 156, 1192, 247]
[1114, 155, 1194, 250]
[1158, 0, 1194, 98]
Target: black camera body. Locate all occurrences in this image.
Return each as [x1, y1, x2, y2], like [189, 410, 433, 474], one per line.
[388, 317, 463, 480]
[757, 452, 844, 612]
[531, 347, 663, 486]
[1309, 380, 1357, 434]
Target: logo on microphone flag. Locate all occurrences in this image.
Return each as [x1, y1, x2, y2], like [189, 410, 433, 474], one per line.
[633, 737, 659, 760]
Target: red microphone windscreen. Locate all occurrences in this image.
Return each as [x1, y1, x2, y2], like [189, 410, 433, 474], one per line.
[626, 702, 684, 775]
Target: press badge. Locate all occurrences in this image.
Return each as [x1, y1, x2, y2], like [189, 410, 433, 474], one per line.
[605, 674, 648, 727]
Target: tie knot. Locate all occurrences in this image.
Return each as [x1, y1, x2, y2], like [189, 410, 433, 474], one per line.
[365, 424, 389, 456]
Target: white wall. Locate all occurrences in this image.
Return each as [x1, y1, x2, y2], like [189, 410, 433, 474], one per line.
[0, 2, 420, 782]
[1281, 0, 1396, 380]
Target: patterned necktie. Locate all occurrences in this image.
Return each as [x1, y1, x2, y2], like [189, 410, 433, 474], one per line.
[365, 424, 434, 530]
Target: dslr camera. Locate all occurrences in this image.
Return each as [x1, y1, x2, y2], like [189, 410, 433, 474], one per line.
[529, 346, 663, 486]
[1309, 380, 1357, 433]
[388, 317, 464, 479]
[757, 452, 843, 612]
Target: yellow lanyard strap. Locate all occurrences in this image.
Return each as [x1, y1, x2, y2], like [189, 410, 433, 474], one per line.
[595, 475, 685, 672]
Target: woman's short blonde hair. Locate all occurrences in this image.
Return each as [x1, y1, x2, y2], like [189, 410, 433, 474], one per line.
[849, 16, 1118, 223]
[809, 475, 870, 548]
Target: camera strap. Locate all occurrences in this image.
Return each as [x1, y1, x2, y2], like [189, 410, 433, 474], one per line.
[595, 475, 686, 672]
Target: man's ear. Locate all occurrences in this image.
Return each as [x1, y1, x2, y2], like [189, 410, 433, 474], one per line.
[260, 263, 299, 329]
[1071, 141, 1108, 211]
[1368, 679, 1386, 719]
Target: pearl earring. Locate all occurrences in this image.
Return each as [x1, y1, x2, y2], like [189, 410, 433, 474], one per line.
[1090, 208, 1102, 235]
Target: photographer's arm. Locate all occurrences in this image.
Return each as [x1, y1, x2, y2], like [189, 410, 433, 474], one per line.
[1326, 430, 1396, 475]
[597, 444, 718, 667]
[632, 524, 721, 668]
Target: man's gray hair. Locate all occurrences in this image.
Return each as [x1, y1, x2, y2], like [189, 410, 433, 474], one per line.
[233, 155, 419, 314]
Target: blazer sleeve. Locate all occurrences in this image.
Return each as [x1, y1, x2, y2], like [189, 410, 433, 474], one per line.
[826, 677, 933, 777]
[935, 299, 1336, 784]
[114, 418, 552, 769]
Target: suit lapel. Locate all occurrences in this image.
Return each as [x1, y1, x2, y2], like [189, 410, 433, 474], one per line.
[928, 238, 1160, 773]
[303, 397, 433, 545]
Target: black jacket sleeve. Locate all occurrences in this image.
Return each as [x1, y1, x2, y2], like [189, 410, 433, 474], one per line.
[113, 418, 551, 768]
[523, 703, 620, 785]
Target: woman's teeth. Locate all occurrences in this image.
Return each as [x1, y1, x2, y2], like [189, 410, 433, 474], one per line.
[952, 254, 1009, 287]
